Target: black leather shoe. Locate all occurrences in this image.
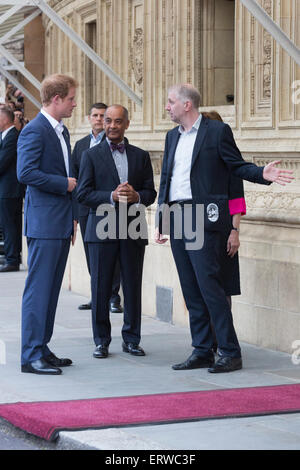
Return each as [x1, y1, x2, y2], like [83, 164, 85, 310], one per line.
[0, 264, 19, 273]
[45, 352, 72, 367]
[78, 301, 92, 310]
[122, 342, 145, 356]
[21, 358, 62, 375]
[208, 356, 242, 373]
[110, 302, 123, 313]
[93, 345, 109, 358]
[172, 354, 215, 370]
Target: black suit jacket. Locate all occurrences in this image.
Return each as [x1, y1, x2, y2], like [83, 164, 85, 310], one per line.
[77, 139, 157, 245]
[71, 134, 93, 217]
[0, 127, 24, 199]
[158, 116, 270, 232]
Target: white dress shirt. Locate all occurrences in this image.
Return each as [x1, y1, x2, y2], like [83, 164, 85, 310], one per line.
[168, 114, 202, 202]
[40, 108, 69, 176]
[106, 137, 128, 184]
[106, 138, 140, 206]
[107, 137, 128, 206]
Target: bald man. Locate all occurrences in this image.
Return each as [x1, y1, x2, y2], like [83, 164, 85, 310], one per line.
[77, 105, 156, 359]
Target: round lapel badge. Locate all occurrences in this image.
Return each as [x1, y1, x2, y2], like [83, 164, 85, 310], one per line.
[207, 203, 219, 222]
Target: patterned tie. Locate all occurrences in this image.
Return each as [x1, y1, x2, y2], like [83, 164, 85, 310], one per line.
[110, 142, 125, 153]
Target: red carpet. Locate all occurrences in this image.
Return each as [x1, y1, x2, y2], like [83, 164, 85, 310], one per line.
[0, 384, 299, 441]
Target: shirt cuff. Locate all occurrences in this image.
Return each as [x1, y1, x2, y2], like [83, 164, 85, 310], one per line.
[135, 192, 141, 207]
[228, 197, 246, 216]
[110, 191, 115, 206]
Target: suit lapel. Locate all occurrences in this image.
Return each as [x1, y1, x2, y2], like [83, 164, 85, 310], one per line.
[1, 127, 17, 147]
[39, 112, 61, 148]
[81, 134, 93, 154]
[191, 116, 209, 168]
[83, 134, 91, 150]
[101, 140, 120, 185]
[39, 113, 67, 174]
[167, 129, 181, 175]
[126, 144, 135, 185]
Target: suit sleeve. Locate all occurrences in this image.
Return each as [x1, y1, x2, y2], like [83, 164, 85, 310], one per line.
[77, 150, 112, 208]
[17, 126, 68, 194]
[70, 141, 79, 220]
[137, 151, 157, 207]
[155, 132, 171, 232]
[228, 174, 246, 216]
[219, 124, 271, 185]
[71, 141, 80, 180]
[0, 134, 17, 175]
[157, 132, 170, 205]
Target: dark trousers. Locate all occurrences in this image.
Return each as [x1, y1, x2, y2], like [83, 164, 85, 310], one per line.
[0, 198, 22, 266]
[170, 224, 241, 359]
[79, 214, 121, 303]
[21, 238, 70, 365]
[88, 240, 145, 347]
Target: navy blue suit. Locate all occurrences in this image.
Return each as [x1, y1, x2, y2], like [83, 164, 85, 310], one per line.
[17, 112, 77, 366]
[72, 133, 121, 303]
[77, 139, 156, 347]
[158, 116, 270, 359]
[0, 127, 24, 266]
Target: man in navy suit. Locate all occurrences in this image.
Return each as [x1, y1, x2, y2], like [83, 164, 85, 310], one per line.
[72, 102, 123, 313]
[0, 107, 24, 272]
[156, 84, 294, 373]
[17, 74, 78, 375]
[77, 105, 156, 359]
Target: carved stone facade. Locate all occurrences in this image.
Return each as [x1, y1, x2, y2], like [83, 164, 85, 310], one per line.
[131, 27, 144, 92]
[36, 0, 300, 353]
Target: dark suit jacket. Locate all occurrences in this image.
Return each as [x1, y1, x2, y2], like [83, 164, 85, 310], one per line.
[72, 133, 129, 218]
[158, 116, 270, 232]
[0, 127, 24, 199]
[17, 112, 77, 239]
[71, 134, 93, 217]
[77, 139, 157, 245]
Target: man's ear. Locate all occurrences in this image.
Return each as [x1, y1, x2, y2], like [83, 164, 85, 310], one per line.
[184, 100, 192, 112]
[52, 94, 61, 105]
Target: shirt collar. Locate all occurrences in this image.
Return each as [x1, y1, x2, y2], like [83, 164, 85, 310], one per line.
[178, 114, 202, 135]
[106, 137, 125, 147]
[41, 108, 64, 132]
[90, 130, 104, 142]
[1, 125, 15, 140]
